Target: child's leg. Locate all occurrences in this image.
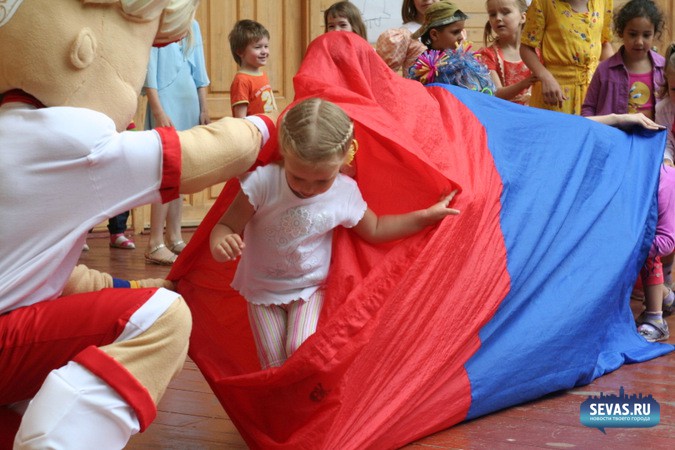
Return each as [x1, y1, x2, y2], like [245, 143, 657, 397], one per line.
[661, 253, 675, 289]
[247, 303, 288, 369]
[638, 256, 669, 342]
[662, 252, 674, 286]
[285, 290, 325, 357]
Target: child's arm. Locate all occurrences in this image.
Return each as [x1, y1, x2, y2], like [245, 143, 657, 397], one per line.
[655, 103, 675, 165]
[232, 103, 249, 118]
[520, 44, 565, 107]
[587, 113, 665, 131]
[352, 190, 460, 244]
[210, 189, 256, 261]
[197, 86, 210, 125]
[146, 88, 173, 127]
[492, 72, 536, 102]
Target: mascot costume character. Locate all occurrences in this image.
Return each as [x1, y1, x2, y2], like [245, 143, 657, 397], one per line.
[0, 0, 274, 447]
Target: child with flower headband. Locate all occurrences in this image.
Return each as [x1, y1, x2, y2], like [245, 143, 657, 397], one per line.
[408, 0, 495, 95]
[210, 98, 460, 369]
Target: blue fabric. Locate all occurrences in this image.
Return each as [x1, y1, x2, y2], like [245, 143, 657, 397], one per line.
[437, 86, 675, 419]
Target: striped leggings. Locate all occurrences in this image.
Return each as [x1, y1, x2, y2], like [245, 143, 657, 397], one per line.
[247, 289, 325, 370]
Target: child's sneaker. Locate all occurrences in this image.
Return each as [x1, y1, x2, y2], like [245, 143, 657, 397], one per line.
[636, 314, 670, 342]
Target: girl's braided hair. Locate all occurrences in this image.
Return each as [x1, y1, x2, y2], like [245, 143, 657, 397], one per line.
[279, 98, 354, 163]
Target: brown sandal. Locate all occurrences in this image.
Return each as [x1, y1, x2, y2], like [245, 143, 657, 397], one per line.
[144, 244, 177, 266]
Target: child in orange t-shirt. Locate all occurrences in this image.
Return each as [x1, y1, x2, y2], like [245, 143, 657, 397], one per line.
[228, 20, 278, 118]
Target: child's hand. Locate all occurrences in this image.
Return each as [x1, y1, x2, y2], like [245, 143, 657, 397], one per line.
[424, 189, 460, 225]
[212, 234, 245, 262]
[621, 113, 665, 131]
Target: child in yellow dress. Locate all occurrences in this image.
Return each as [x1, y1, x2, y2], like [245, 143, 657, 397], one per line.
[520, 0, 614, 114]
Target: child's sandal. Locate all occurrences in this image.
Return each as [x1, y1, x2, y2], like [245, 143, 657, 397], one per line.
[145, 244, 177, 265]
[110, 233, 136, 249]
[637, 320, 670, 342]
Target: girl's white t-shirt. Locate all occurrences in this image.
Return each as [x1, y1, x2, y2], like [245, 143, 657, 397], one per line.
[232, 164, 368, 305]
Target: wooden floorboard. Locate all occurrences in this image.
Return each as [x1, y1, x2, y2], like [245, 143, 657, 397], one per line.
[77, 230, 674, 449]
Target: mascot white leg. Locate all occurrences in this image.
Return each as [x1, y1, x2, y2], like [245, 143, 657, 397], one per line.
[14, 362, 139, 449]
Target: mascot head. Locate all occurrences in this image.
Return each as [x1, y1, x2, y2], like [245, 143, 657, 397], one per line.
[0, 0, 198, 130]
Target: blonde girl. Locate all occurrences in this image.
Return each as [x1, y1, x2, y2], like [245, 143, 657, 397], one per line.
[520, 0, 615, 114]
[210, 98, 460, 369]
[324, 1, 368, 40]
[477, 0, 537, 104]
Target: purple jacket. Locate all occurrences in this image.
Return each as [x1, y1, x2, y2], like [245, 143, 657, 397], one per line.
[581, 47, 665, 117]
[651, 164, 675, 258]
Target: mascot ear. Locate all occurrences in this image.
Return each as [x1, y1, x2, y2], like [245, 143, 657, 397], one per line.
[70, 28, 97, 69]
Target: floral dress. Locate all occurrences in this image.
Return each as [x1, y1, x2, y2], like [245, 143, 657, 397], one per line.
[521, 0, 613, 114]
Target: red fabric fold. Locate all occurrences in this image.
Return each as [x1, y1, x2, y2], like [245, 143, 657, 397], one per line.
[169, 33, 509, 449]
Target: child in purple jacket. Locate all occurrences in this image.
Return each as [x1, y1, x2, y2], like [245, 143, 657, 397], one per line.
[581, 0, 665, 120]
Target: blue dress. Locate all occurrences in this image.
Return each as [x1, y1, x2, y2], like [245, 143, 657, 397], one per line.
[144, 20, 210, 131]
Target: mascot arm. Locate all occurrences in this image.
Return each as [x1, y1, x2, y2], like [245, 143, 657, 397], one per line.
[177, 117, 264, 194]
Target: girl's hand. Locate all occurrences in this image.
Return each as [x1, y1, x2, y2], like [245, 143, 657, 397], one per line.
[424, 189, 460, 225]
[539, 71, 566, 107]
[525, 74, 538, 87]
[620, 113, 665, 131]
[212, 234, 245, 261]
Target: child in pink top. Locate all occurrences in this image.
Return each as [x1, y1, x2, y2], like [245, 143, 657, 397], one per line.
[637, 164, 675, 341]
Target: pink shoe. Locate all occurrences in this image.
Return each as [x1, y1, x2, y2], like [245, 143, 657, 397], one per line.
[110, 233, 136, 249]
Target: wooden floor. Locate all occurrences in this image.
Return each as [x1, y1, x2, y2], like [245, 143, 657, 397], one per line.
[78, 230, 675, 450]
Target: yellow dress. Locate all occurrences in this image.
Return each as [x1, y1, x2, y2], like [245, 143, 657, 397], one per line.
[521, 0, 613, 114]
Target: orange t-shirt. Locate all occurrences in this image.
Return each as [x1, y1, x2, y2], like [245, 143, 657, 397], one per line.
[230, 71, 277, 115]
